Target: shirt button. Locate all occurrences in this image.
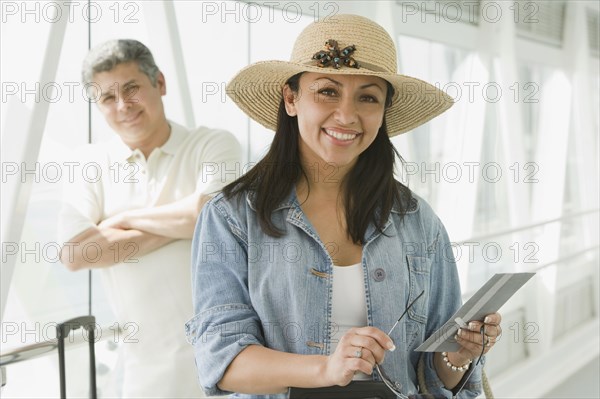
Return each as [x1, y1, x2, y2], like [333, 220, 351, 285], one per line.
[372, 268, 386, 282]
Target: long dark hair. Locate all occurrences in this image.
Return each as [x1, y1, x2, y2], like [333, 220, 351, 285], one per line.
[223, 73, 413, 243]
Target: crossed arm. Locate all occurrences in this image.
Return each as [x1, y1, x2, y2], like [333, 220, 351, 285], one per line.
[60, 192, 211, 270]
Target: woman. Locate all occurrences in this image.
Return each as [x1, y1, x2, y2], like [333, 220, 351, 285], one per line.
[186, 14, 501, 398]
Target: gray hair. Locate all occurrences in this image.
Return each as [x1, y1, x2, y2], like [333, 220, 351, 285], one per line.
[81, 39, 160, 86]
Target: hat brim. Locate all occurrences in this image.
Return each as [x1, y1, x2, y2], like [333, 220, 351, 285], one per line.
[226, 60, 454, 137]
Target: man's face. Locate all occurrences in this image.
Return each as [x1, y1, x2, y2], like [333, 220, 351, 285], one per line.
[94, 62, 166, 144]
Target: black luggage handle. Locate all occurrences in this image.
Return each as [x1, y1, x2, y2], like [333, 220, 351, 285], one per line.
[56, 316, 97, 399]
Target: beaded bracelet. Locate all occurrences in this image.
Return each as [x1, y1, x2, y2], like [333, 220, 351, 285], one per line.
[442, 352, 472, 372]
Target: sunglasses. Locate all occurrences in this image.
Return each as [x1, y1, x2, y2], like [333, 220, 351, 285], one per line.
[375, 291, 486, 399]
[374, 290, 424, 398]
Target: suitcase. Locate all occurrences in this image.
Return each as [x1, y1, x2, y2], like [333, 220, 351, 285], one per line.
[56, 315, 97, 399]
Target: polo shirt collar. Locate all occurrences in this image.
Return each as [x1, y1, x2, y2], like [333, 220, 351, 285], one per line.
[107, 120, 187, 161]
[160, 122, 186, 155]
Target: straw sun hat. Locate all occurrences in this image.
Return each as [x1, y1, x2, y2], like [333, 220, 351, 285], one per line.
[226, 14, 454, 137]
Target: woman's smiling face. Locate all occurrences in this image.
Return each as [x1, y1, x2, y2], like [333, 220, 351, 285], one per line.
[284, 72, 388, 170]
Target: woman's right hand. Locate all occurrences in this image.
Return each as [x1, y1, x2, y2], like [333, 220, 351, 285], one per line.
[322, 326, 396, 387]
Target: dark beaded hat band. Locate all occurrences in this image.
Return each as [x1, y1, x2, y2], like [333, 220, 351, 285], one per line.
[312, 39, 360, 69]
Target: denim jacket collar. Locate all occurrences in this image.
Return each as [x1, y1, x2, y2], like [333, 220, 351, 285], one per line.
[244, 184, 419, 243]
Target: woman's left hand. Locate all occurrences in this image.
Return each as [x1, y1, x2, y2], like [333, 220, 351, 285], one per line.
[450, 312, 502, 366]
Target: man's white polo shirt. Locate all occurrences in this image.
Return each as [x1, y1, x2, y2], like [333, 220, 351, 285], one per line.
[58, 121, 241, 397]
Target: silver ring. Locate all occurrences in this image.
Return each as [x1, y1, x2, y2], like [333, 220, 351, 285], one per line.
[354, 348, 362, 358]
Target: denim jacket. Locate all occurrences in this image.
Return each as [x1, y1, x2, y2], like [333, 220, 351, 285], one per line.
[186, 187, 483, 398]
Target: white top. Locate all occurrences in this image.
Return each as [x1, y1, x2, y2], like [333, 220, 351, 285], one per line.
[58, 121, 241, 397]
[330, 263, 370, 381]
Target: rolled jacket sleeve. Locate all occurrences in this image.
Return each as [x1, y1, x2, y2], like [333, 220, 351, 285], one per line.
[419, 216, 484, 398]
[186, 196, 264, 396]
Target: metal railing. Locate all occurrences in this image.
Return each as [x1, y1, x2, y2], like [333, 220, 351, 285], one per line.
[0, 321, 112, 368]
[458, 208, 599, 244]
[454, 208, 600, 297]
[1, 317, 119, 396]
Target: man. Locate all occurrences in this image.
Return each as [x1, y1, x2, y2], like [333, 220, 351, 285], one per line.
[58, 39, 241, 397]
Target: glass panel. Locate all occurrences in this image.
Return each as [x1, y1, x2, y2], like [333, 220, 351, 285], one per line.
[174, 0, 249, 163]
[1, 2, 150, 396]
[393, 35, 471, 205]
[1, 4, 92, 396]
